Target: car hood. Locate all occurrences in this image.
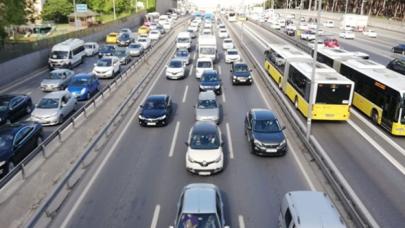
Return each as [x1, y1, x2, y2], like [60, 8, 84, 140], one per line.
[196, 108, 219, 121]
[187, 148, 222, 162]
[68, 85, 86, 92]
[140, 109, 166, 118]
[233, 71, 250, 77]
[41, 79, 64, 86]
[32, 108, 59, 118]
[253, 131, 284, 144]
[94, 66, 112, 71]
[0, 146, 13, 162]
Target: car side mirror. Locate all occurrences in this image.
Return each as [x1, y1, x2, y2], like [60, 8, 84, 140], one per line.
[185, 142, 189, 146]
[169, 226, 174, 228]
[250, 69, 253, 72]
[230, 70, 233, 72]
[281, 125, 286, 131]
[224, 226, 230, 228]
[140, 105, 144, 108]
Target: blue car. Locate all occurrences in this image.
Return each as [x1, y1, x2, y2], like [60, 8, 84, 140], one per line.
[67, 73, 100, 101]
[199, 70, 222, 95]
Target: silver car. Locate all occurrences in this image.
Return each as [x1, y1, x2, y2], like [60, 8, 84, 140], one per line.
[40, 69, 74, 92]
[195, 91, 219, 124]
[170, 183, 229, 228]
[127, 43, 144, 57]
[31, 91, 77, 126]
[175, 48, 191, 65]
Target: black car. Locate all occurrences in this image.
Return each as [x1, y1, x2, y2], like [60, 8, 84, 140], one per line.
[244, 109, 287, 156]
[156, 24, 166, 34]
[392, 44, 405, 55]
[0, 95, 33, 125]
[138, 95, 172, 127]
[230, 62, 253, 85]
[285, 29, 295, 36]
[387, 58, 405, 75]
[117, 33, 133, 47]
[199, 70, 222, 95]
[0, 121, 43, 177]
[98, 45, 116, 58]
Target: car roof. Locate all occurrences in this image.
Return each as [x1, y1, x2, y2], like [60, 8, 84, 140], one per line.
[251, 109, 276, 120]
[0, 121, 37, 134]
[233, 62, 248, 67]
[146, 94, 167, 101]
[197, 57, 212, 62]
[285, 191, 345, 228]
[202, 69, 218, 75]
[50, 68, 72, 73]
[192, 121, 218, 135]
[74, 73, 93, 78]
[227, 48, 238, 52]
[198, 91, 216, 100]
[42, 91, 67, 99]
[182, 183, 218, 214]
[0, 94, 22, 100]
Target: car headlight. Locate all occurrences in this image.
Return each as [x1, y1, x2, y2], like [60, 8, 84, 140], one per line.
[80, 88, 86, 94]
[187, 154, 195, 162]
[138, 115, 145, 120]
[279, 139, 286, 147]
[0, 160, 5, 167]
[213, 155, 222, 163]
[253, 139, 263, 147]
[214, 85, 221, 89]
[157, 115, 166, 120]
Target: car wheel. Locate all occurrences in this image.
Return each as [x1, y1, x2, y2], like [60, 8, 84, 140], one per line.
[7, 161, 15, 173]
[294, 97, 299, 109]
[86, 92, 91, 100]
[371, 110, 379, 124]
[73, 102, 78, 111]
[58, 115, 64, 124]
[26, 105, 32, 114]
[36, 136, 43, 147]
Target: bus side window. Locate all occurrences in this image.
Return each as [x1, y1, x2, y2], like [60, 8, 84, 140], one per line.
[68, 51, 73, 59]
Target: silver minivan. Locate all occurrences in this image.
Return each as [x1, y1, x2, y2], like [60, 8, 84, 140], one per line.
[170, 183, 230, 228]
[279, 191, 346, 228]
[195, 91, 220, 124]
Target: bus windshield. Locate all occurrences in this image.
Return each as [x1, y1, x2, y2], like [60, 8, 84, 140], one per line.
[316, 84, 352, 104]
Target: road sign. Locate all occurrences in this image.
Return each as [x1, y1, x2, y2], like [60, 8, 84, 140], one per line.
[76, 4, 88, 13]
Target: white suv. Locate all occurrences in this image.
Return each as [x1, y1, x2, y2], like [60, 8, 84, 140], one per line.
[196, 58, 214, 79]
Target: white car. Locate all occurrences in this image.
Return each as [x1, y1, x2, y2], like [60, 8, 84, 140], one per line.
[217, 24, 225, 30]
[163, 21, 171, 31]
[299, 23, 308, 30]
[92, 56, 121, 78]
[222, 38, 234, 50]
[363, 29, 377, 38]
[196, 58, 214, 79]
[31, 91, 77, 126]
[185, 121, 224, 175]
[202, 29, 212, 36]
[225, 49, 241, 63]
[323, 20, 335, 28]
[339, 31, 355, 39]
[137, 37, 151, 49]
[189, 25, 198, 32]
[148, 29, 161, 40]
[286, 24, 296, 31]
[204, 23, 212, 29]
[343, 25, 353, 31]
[166, 58, 186, 79]
[84, 42, 99, 56]
[271, 23, 281, 30]
[301, 31, 316, 40]
[218, 29, 228, 38]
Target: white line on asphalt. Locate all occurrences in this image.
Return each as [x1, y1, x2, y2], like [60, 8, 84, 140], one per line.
[0, 67, 47, 93]
[169, 121, 181, 157]
[182, 85, 189, 103]
[189, 63, 194, 77]
[193, 50, 197, 61]
[60, 53, 168, 228]
[226, 123, 234, 159]
[351, 109, 405, 157]
[222, 90, 226, 103]
[150, 204, 161, 228]
[26, 91, 32, 96]
[218, 65, 222, 75]
[238, 215, 246, 228]
[348, 119, 405, 175]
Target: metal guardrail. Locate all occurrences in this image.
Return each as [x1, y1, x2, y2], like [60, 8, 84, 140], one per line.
[225, 18, 379, 228]
[24, 18, 186, 228]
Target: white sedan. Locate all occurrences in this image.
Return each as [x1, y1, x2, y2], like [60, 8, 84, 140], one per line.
[218, 29, 229, 38]
[225, 49, 241, 63]
[222, 38, 234, 50]
[148, 30, 161, 40]
[138, 37, 151, 49]
[339, 31, 355, 39]
[92, 56, 121, 78]
[363, 29, 377, 38]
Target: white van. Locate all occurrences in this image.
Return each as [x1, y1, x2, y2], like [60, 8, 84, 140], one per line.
[279, 191, 346, 228]
[176, 32, 192, 50]
[324, 20, 335, 28]
[158, 15, 169, 25]
[196, 57, 214, 79]
[48, 38, 85, 69]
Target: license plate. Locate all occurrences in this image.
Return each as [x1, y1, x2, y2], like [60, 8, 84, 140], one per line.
[199, 171, 211, 175]
[239, 79, 246, 82]
[147, 122, 157, 126]
[266, 149, 277, 153]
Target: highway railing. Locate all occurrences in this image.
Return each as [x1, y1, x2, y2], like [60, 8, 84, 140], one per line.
[23, 18, 186, 228]
[225, 18, 379, 228]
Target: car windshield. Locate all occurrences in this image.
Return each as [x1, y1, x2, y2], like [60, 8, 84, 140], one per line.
[0, 98, 10, 111]
[197, 61, 212, 68]
[71, 77, 89, 86]
[201, 73, 218, 82]
[200, 48, 215, 55]
[234, 64, 249, 73]
[37, 98, 59, 109]
[224, 40, 232, 43]
[49, 72, 66, 79]
[84, 44, 94, 49]
[190, 131, 220, 149]
[227, 51, 238, 55]
[220, 30, 226, 33]
[169, 60, 182, 68]
[119, 34, 129, 40]
[96, 59, 112, 67]
[177, 213, 220, 228]
[177, 38, 189, 43]
[253, 119, 280, 133]
[114, 50, 126, 57]
[143, 100, 166, 109]
[0, 133, 13, 150]
[138, 39, 147, 42]
[129, 44, 141, 49]
[198, 99, 217, 109]
[100, 46, 113, 52]
[176, 50, 189, 57]
[108, 33, 117, 37]
[50, 51, 68, 59]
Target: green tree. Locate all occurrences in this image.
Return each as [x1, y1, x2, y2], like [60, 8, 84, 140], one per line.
[25, 0, 38, 23]
[0, 0, 26, 44]
[42, 0, 73, 23]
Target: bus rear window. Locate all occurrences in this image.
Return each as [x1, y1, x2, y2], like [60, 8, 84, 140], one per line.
[316, 84, 352, 104]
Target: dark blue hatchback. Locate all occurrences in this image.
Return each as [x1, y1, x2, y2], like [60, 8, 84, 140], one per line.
[199, 70, 222, 95]
[138, 95, 172, 127]
[231, 62, 253, 85]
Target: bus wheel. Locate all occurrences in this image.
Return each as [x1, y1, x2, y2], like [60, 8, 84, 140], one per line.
[278, 79, 282, 88]
[294, 97, 299, 109]
[371, 110, 379, 124]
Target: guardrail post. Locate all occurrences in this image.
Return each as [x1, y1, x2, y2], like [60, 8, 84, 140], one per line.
[21, 164, 26, 179]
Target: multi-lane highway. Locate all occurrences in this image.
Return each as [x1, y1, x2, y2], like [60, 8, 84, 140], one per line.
[230, 19, 405, 227]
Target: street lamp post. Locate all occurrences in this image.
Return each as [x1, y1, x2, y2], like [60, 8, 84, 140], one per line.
[113, 0, 117, 20]
[345, 0, 349, 14]
[73, 0, 78, 29]
[306, 0, 322, 140]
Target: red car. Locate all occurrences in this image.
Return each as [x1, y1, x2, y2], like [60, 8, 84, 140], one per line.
[324, 39, 339, 48]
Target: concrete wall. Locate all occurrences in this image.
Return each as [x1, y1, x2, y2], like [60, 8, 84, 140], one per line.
[0, 13, 144, 88]
[156, 0, 177, 14]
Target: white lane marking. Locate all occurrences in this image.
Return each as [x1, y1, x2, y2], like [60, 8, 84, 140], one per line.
[238, 35, 316, 190]
[150, 204, 161, 228]
[60, 53, 168, 228]
[26, 91, 32, 96]
[218, 65, 222, 75]
[226, 123, 234, 159]
[169, 121, 181, 157]
[0, 67, 47, 93]
[221, 90, 226, 103]
[193, 50, 197, 61]
[351, 109, 405, 157]
[238, 215, 246, 228]
[348, 119, 405, 175]
[182, 85, 189, 103]
[189, 63, 194, 77]
[253, 74, 273, 109]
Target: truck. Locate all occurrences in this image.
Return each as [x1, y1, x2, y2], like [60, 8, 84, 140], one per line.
[340, 14, 368, 32]
[198, 35, 217, 62]
[176, 32, 192, 50]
